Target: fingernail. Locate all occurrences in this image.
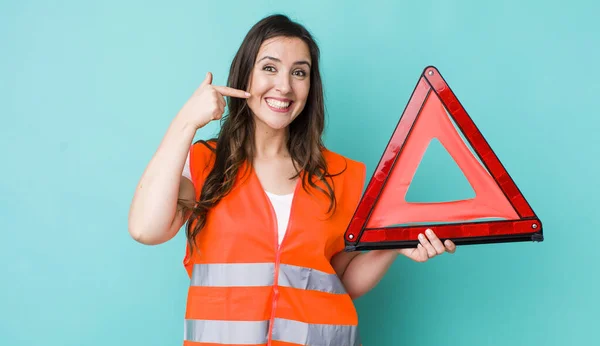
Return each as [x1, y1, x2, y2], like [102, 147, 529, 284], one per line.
[418, 233, 424, 240]
[426, 229, 432, 236]
[245, 92, 251, 96]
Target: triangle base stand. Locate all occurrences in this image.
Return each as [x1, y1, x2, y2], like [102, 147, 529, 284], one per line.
[345, 220, 543, 252]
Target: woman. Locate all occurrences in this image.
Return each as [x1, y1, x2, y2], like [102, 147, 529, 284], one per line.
[128, 14, 456, 346]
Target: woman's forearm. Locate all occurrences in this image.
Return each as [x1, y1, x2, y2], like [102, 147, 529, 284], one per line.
[341, 250, 399, 299]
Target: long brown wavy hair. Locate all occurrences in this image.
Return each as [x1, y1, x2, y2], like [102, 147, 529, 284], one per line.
[184, 14, 340, 255]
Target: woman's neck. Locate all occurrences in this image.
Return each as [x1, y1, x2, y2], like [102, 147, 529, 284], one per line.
[253, 120, 290, 159]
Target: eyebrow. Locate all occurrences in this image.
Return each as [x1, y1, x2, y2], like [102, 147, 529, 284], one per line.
[257, 56, 311, 68]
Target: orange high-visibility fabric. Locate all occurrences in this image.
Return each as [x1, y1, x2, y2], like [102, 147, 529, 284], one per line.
[182, 140, 366, 346]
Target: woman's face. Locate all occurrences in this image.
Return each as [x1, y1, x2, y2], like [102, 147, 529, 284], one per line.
[246, 36, 311, 131]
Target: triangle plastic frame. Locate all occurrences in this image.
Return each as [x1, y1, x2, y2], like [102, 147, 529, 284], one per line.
[344, 66, 543, 251]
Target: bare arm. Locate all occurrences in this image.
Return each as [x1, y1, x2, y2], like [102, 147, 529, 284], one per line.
[331, 229, 457, 299]
[128, 117, 197, 245]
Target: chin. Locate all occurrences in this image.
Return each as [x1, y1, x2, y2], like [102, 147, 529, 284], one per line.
[259, 117, 293, 130]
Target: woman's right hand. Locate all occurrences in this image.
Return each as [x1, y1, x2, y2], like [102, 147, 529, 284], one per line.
[177, 72, 251, 129]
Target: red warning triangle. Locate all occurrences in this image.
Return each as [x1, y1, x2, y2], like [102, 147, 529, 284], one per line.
[345, 66, 543, 251]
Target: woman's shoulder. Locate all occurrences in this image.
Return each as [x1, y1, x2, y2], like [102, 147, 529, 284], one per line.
[191, 138, 217, 152]
[187, 139, 218, 182]
[321, 147, 366, 178]
[321, 147, 367, 207]
[190, 139, 217, 160]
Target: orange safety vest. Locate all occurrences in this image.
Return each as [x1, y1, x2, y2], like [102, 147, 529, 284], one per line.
[182, 140, 366, 346]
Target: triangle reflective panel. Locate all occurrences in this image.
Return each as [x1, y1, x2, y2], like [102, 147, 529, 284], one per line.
[344, 66, 543, 251]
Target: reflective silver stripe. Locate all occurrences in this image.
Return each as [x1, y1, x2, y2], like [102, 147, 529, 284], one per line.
[272, 318, 360, 346]
[184, 319, 269, 344]
[278, 263, 347, 294]
[191, 263, 275, 287]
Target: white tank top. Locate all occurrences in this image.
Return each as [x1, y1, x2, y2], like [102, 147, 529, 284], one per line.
[264, 190, 293, 245]
[182, 152, 292, 245]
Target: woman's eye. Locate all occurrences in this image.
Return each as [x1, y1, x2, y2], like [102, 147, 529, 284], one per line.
[263, 65, 276, 72]
[293, 69, 307, 77]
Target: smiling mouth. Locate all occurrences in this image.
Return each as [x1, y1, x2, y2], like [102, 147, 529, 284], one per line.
[265, 98, 293, 112]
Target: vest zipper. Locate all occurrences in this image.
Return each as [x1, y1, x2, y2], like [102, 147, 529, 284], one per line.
[264, 178, 301, 345]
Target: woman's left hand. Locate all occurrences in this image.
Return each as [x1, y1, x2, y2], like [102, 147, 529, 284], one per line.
[397, 228, 456, 262]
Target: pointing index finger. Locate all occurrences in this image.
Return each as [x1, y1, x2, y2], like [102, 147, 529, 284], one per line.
[213, 85, 251, 99]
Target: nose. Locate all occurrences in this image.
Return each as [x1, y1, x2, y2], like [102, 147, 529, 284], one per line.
[274, 73, 292, 94]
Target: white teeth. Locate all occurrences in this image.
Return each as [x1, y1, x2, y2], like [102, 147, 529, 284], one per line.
[266, 98, 290, 109]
